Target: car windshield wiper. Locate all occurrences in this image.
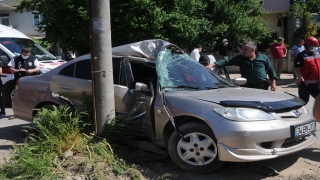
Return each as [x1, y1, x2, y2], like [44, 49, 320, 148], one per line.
[162, 85, 200, 90]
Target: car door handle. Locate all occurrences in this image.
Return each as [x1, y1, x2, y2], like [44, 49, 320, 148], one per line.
[59, 84, 75, 90]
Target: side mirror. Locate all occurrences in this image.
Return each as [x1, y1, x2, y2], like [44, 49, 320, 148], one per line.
[233, 77, 247, 86]
[135, 82, 148, 92]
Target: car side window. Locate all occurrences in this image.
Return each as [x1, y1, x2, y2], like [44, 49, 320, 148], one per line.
[0, 48, 10, 67]
[119, 58, 134, 87]
[113, 58, 121, 85]
[130, 62, 156, 85]
[59, 64, 75, 77]
[120, 59, 128, 86]
[75, 60, 91, 80]
[124, 59, 134, 87]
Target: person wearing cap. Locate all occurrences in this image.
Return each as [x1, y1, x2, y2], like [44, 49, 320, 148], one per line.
[7, 47, 40, 120]
[217, 38, 233, 59]
[8, 47, 41, 78]
[294, 36, 320, 104]
[267, 37, 287, 79]
[208, 41, 278, 91]
[190, 44, 202, 61]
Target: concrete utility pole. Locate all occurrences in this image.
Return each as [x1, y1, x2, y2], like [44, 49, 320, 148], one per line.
[89, 0, 115, 134]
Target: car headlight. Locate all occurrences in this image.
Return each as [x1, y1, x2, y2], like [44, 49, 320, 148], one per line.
[213, 108, 276, 121]
[40, 67, 52, 74]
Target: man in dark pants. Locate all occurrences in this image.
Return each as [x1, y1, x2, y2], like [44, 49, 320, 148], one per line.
[7, 47, 40, 119]
[0, 60, 6, 116]
[208, 41, 278, 90]
[294, 36, 320, 104]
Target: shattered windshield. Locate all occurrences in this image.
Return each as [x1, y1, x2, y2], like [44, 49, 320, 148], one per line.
[0, 38, 56, 61]
[156, 48, 236, 91]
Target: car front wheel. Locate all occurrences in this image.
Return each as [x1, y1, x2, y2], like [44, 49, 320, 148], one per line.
[168, 122, 224, 173]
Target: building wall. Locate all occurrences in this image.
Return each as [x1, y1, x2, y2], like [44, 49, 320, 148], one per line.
[261, 14, 284, 38]
[263, 0, 290, 13]
[8, 11, 43, 36]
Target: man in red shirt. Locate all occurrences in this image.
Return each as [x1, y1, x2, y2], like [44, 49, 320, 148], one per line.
[268, 37, 287, 78]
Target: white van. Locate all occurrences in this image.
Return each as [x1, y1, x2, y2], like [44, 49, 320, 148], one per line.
[0, 25, 66, 104]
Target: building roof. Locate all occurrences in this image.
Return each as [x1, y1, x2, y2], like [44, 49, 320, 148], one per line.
[0, 0, 19, 10]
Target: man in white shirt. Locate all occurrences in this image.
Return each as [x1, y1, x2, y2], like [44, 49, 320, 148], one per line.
[7, 47, 40, 120]
[8, 47, 41, 80]
[190, 44, 202, 61]
[207, 55, 216, 72]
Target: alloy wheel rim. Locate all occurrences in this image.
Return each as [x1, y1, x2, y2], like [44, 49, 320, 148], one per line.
[177, 132, 217, 166]
[11, 90, 15, 99]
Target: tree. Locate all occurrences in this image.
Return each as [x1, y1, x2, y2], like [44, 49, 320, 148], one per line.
[16, 0, 89, 60]
[202, 0, 270, 50]
[111, 0, 270, 52]
[17, 0, 270, 53]
[288, 0, 320, 45]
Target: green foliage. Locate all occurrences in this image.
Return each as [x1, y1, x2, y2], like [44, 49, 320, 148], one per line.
[0, 105, 141, 179]
[16, 0, 90, 54]
[111, 0, 270, 51]
[288, 0, 320, 45]
[17, 0, 270, 53]
[30, 37, 54, 50]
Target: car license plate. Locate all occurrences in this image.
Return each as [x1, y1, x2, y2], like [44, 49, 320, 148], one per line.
[291, 121, 316, 139]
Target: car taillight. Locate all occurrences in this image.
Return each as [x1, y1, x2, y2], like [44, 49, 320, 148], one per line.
[15, 79, 20, 91]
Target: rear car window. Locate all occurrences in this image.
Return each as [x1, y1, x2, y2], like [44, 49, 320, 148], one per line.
[59, 64, 75, 77]
[75, 60, 91, 80]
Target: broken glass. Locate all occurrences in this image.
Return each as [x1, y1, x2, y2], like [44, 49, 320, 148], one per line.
[156, 48, 235, 91]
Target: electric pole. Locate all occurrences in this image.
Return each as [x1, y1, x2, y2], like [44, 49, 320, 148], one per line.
[89, 0, 115, 134]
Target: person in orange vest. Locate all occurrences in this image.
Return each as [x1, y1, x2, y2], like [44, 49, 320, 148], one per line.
[294, 36, 320, 104]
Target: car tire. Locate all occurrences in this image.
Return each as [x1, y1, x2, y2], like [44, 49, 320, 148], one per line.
[168, 122, 224, 173]
[5, 85, 15, 106]
[38, 104, 57, 115]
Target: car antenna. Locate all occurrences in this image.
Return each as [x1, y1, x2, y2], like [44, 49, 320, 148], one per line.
[159, 86, 186, 142]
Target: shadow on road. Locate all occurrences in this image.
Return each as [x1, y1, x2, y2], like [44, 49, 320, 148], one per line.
[0, 124, 34, 147]
[139, 147, 320, 180]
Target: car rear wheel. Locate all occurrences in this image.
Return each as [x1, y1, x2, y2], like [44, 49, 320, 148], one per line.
[5, 85, 15, 106]
[168, 122, 224, 173]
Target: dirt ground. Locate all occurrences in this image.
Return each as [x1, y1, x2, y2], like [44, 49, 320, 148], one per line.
[138, 136, 320, 180]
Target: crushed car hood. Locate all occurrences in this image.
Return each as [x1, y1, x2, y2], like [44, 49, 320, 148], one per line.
[169, 88, 304, 112]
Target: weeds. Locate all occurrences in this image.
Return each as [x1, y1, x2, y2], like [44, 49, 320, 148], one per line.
[0, 105, 143, 179]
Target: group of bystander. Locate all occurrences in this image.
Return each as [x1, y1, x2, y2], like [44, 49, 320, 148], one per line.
[189, 37, 320, 122]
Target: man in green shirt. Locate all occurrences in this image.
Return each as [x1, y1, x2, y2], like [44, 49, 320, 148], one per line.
[208, 41, 278, 91]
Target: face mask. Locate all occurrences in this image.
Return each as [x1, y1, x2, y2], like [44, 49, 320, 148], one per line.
[225, 42, 228, 45]
[310, 46, 319, 53]
[21, 55, 29, 59]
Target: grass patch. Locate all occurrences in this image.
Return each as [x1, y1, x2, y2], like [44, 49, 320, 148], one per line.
[0, 105, 147, 179]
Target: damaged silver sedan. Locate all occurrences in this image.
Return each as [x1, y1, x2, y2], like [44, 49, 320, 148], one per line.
[12, 40, 318, 173]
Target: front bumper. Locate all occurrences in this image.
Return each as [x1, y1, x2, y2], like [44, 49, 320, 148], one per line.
[214, 111, 318, 162]
[218, 132, 317, 162]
